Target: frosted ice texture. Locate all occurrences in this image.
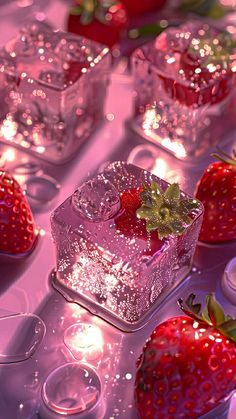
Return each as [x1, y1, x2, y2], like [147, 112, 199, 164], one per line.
[51, 162, 203, 330]
[0, 21, 110, 163]
[131, 22, 236, 160]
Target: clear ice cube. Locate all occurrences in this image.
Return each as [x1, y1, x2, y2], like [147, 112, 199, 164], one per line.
[51, 162, 203, 331]
[131, 21, 236, 160]
[0, 21, 110, 163]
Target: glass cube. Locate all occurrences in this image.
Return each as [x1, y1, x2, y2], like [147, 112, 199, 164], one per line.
[131, 21, 236, 160]
[0, 21, 110, 163]
[51, 162, 203, 331]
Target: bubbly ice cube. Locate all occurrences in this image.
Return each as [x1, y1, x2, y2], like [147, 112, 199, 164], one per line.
[0, 21, 110, 163]
[39, 69, 66, 89]
[72, 177, 121, 222]
[51, 162, 204, 331]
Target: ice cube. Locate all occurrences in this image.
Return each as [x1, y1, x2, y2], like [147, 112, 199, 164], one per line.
[131, 21, 236, 160]
[51, 162, 203, 331]
[0, 21, 111, 163]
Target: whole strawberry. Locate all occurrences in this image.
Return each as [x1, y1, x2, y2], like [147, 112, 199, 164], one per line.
[68, 0, 128, 47]
[196, 150, 236, 243]
[0, 168, 37, 255]
[135, 294, 236, 419]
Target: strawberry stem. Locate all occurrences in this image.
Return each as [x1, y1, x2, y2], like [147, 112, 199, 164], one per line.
[178, 293, 236, 343]
[211, 148, 236, 166]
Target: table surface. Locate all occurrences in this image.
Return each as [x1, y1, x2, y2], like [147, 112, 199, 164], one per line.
[0, 1, 236, 418]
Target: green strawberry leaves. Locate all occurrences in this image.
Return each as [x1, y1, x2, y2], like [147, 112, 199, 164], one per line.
[136, 181, 200, 240]
[188, 31, 236, 70]
[178, 293, 236, 344]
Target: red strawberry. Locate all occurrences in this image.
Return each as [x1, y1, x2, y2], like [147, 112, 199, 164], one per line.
[157, 23, 236, 107]
[115, 182, 200, 255]
[195, 150, 236, 243]
[0, 168, 37, 255]
[115, 187, 163, 256]
[135, 293, 236, 419]
[121, 0, 166, 16]
[68, 1, 128, 47]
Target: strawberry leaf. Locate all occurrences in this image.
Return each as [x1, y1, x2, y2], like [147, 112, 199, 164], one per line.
[205, 294, 225, 326]
[136, 181, 200, 240]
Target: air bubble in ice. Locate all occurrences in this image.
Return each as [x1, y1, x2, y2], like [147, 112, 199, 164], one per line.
[72, 177, 121, 222]
[39, 70, 65, 89]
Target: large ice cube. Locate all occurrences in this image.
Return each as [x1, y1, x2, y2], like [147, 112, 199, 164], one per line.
[0, 21, 110, 163]
[131, 21, 236, 160]
[51, 162, 203, 331]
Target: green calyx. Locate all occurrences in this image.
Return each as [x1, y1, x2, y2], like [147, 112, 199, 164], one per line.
[178, 0, 232, 19]
[71, 0, 117, 25]
[136, 181, 200, 240]
[211, 148, 236, 167]
[189, 32, 236, 70]
[178, 293, 236, 343]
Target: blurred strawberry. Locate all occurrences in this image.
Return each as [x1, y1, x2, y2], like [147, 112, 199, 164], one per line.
[121, 0, 167, 16]
[68, 0, 128, 47]
[0, 168, 37, 255]
[196, 149, 236, 243]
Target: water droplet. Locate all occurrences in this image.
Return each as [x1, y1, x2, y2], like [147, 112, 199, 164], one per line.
[72, 176, 120, 222]
[25, 175, 60, 205]
[42, 363, 102, 416]
[0, 313, 45, 363]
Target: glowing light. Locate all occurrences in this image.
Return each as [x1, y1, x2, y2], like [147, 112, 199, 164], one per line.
[2, 148, 16, 162]
[161, 137, 187, 159]
[142, 107, 161, 135]
[36, 146, 45, 154]
[0, 115, 18, 140]
[64, 323, 103, 361]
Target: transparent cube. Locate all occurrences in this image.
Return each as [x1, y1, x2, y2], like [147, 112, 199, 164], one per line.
[51, 162, 203, 331]
[131, 21, 236, 160]
[0, 21, 110, 163]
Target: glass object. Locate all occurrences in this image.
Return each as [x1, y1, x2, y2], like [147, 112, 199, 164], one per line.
[221, 257, 236, 304]
[0, 313, 45, 363]
[0, 21, 110, 163]
[130, 21, 236, 160]
[64, 323, 103, 361]
[41, 362, 103, 418]
[51, 161, 203, 331]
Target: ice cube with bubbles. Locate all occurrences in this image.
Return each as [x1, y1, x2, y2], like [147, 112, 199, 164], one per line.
[51, 162, 203, 331]
[131, 21, 236, 161]
[0, 21, 110, 163]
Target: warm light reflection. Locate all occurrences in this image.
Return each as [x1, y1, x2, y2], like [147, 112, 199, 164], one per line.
[64, 323, 103, 361]
[142, 107, 161, 135]
[161, 137, 187, 159]
[1, 148, 16, 163]
[0, 115, 17, 140]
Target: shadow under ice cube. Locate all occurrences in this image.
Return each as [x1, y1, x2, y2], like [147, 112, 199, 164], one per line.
[51, 162, 203, 331]
[0, 21, 110, 163]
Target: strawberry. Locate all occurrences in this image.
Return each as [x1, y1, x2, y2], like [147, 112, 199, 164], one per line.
[157, 23, 236, 107]
[115, 182, 199, 256]
[135, 293, 236, 419]
[0, 168, 37, 255]
[115, 186, 162, 256]
[195, 150, 236, 243]
[121, 0, 166, 16]
[68, 0, 128, 47]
